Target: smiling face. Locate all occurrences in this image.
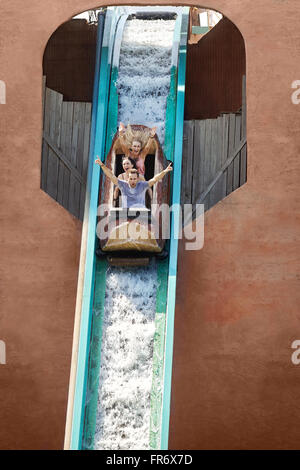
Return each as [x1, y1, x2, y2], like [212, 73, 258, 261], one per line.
[131, 140, 142, 156]
[122, 158, 133, 172]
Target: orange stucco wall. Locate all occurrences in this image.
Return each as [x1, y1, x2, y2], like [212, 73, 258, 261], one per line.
[0, 0, 300, 450]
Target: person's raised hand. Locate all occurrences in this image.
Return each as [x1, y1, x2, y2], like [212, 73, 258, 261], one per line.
[150, 126, 157, 137]
[119, 122, 125, 135]
[95, 156, 103, 166]
[165, 163, 173, 172]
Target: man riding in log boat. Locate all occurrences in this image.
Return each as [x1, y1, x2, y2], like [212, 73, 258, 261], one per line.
[113, 156, 145, 206]
[95, 157, 172, 209]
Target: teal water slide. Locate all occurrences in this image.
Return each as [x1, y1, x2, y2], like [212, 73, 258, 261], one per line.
[64, 7, 189, 450]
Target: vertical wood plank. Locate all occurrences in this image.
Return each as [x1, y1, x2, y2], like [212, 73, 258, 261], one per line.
[199, 120, 206, 197]
[42, 76, 46, 125]
[82, 103, 92, 182]
[192, 120, 204, 203]
[218, 115, 227, 201]
[181, 121, 189, 205]
[204, 119, 212, 188]
[216, 116, 223, 172]
[187, 120, 195, 205]
[57, 103, 68, 207]
[233, 113, 241, 190]
[56, 102, 66, 205]
[222, 113, 229, 198]
[204, 119, 212, 209]
[41, 87, 51, 190]
[46, 90, 62, 200]
[209, 118, 219, 207]
[64, 102, 74, 214]
[76, 103, 86, 176]
[52, 91, 63, 198]
[66, 102, 77, 216]
[75, 103, 86, 218]
[54, 91, 63, 147]
[226, 113, 236, 195]
[71, 102, 81, 168]
[181, 120, 194, 205]
[180, 121, 191, 204]
[63, 168, 71, 209]
[191, 119, 200, 203]
[60, 102, 68, 155]
[203, 119, 212, 210]
[210, 119, 218, 179]
[69, 102, 80, 219]
[65, 102, 74, 162]
[210, 116, 226, 207]
[240, 74, 247, 185]
[191, 119, 204, 206]
[57, 162, 65, 205]
[222, 114, 229, 165]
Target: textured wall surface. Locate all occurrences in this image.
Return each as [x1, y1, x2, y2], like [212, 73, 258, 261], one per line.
[43, 19, 97, 102]
[185, 16, 246, 119]
[0, 0, 300, 450]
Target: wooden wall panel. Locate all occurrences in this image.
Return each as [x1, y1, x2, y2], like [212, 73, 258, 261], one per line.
[185, 17, 246, 120]
[43, 19, 97, 102]
[41, 83, 91, 220]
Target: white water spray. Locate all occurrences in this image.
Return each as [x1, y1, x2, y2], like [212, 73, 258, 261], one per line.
[117, 18, 176, 142]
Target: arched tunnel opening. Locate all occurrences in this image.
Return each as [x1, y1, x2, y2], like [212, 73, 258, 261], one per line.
[41, 5, 246, 221]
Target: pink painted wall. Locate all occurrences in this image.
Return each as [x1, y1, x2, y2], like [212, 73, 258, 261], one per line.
[0, 0, 300, 449]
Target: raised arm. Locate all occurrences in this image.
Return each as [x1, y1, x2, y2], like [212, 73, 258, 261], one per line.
[140, 127, 157, 160]
[118, 123, 130, 156]
[140, 138, 154, 160]
[95, 157, 118, 185]
[148, 163, 172, 188]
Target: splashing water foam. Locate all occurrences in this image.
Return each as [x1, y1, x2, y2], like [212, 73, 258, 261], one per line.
[93, 16, 176, 450]
[117, 18, 176, 143]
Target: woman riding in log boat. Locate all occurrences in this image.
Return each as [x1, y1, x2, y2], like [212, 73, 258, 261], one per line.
[113, 156, 145, 206]
[118, 122, 157, 176]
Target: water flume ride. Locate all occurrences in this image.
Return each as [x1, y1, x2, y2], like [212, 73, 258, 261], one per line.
[64, 6, 189, 450]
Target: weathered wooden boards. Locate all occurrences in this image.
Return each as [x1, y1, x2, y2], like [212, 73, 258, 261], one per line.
[181, 88, 247, 213]
[41, 78, 92, 220]
[240, 75, 247, 185]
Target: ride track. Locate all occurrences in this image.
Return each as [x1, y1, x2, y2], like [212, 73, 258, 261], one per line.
[64, 6, 189, 451]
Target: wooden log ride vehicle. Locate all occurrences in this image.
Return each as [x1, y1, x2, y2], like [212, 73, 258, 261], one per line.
[97, 125, 171, 265]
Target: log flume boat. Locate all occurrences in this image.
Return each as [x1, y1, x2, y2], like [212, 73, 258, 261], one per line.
[97, 124, 171, 261]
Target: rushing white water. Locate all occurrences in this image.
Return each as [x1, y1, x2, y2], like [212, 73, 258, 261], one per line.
[117, 18, 176, 143]
[94, 263, 157, 450]
[93, 15, 176, 450]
